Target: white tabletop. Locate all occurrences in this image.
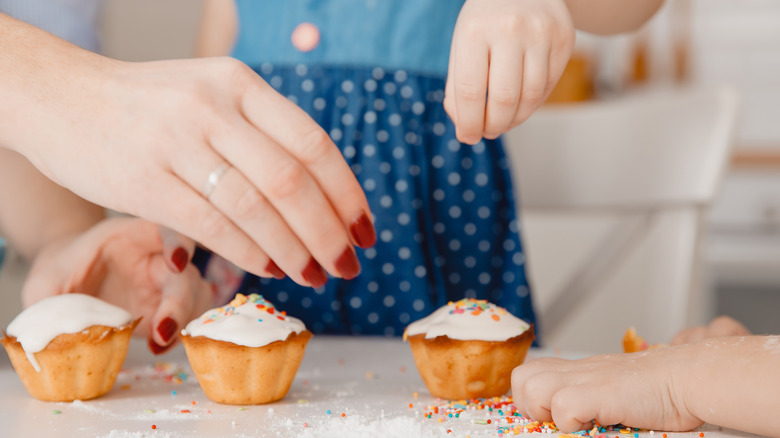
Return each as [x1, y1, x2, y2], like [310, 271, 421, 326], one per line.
[0, 336, 762, 438]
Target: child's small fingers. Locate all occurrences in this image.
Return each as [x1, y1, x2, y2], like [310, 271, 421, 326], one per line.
[443, 42, 458, 124]
[483, 45, 523, 139]
[550, 385, 619, 433]
[708, 315, 751, 337]
[670, 326, 706, 346]
[451, 35, 488, 144]
[158, 225, 196, 274]
[513, 45, 550, 126]
[512, 358, 569, 418]
[519, 371, 561, 423]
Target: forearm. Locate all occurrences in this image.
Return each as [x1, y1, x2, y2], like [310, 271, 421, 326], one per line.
[195, 0, 238, 58]
[0, 148, 105, 261]
[680, 336, 780, 436]
[0, 13, 113, 171]
[563, 0, 665, 35]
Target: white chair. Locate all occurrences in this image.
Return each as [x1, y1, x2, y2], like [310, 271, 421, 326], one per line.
[503, 86, 739, 353]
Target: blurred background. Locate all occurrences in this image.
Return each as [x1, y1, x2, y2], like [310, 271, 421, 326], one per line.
[1, 0, 779, 353]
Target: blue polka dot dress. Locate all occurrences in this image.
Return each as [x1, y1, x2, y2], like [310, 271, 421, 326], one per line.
[194, 0, 537, 338]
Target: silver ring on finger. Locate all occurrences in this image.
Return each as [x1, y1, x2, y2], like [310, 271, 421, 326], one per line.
[202, 162, 230, 198]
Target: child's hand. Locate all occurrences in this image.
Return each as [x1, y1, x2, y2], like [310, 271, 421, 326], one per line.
[515, 336, 780, 436]
[670, 315, 750, 346]
[21, 217, 214, 355]
[511, 347, 704, 433]
[445, 0, 575, 144]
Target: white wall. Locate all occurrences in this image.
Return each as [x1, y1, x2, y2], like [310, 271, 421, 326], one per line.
[688, 0, 780, 312]
[99, 0, 203, 61]
[575, 0, 780, 336]
[689, 0, 780, 149]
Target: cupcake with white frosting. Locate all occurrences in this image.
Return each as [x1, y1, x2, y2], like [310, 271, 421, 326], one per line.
[404, 298, 534, 400]
[180, 293, 312, 405]
[1, 293, 139, 402]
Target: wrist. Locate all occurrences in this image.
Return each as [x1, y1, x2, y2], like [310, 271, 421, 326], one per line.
[0, 14, 116, 163]
[667, 345, 702, 423]
[673, 337, 751, 427]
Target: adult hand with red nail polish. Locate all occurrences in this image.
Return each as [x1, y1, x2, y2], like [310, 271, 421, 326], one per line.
[158, 226, 196, 274]
[0, 13, 375, 288]
[20, 217, 214, 354]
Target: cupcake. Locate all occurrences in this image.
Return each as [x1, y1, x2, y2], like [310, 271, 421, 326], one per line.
[180, 293, 312, 405]
[404, 298, 534, 400]
[1, 293, 139, 402]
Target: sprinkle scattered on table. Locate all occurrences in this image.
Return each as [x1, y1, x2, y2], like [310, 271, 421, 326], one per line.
[414, 395, 658, 437]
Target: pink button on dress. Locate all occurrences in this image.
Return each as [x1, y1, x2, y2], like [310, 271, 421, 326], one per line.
[291, 22, 320, 52]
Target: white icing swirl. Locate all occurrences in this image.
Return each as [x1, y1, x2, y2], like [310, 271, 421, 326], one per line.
[405, 299, 530, 342]
[181, 294, 306, 348]
[6, 294, 133, 372]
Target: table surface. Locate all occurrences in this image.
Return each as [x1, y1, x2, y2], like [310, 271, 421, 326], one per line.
[0, 336, 762, 438]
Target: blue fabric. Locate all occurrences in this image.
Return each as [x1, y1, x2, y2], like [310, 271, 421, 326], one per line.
[232, 0, 463, 77]
[193, 0, 538, 338]
[0, 0, 100, 52]
[195, 65, 536, 337]
[0, 238, 5, 270]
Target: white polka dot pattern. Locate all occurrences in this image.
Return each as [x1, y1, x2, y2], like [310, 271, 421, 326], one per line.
[217, 64, 535, 338]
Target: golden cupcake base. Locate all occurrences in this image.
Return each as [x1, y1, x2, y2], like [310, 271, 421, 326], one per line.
[1, 319, 140, 402]
[407, 325, 534, 400]
[181, 330, 312, 405]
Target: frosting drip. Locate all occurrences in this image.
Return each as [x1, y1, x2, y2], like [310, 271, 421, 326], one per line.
[6, 294, 133, 372]
[182, 293, 306, 348]
[404, 299, 530, 342]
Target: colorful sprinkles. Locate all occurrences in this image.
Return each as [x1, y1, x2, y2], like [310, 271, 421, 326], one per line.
[447, 298, 508, 320]
[417, 395, 655, 437]
[200, 293, 287, 325]
[419, 395, 554, 435]
[404, 298, 516, 341]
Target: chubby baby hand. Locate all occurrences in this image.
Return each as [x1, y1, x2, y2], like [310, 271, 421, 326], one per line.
[511, 347, 705, 433]
[445, 0, 575, 144]
[21, 217, 214, 355]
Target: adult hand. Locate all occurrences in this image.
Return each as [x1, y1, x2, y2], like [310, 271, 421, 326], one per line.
[511, 347, 704, 433]
[21, 217, 213, 354]
[2, 14, 375, 287]
[445, 0, 575, 144]
[670, 315, 750, 346]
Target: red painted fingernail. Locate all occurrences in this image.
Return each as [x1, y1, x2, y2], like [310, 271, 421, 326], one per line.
[350, 213, 376, 248]
[148, 337, 175, 355]
[156, 317, 178, 344]
[301, 257, 327, 288]
[265, 260, 286, 279]
[335, 246, 361, 280]
[171, 247, 188, 273]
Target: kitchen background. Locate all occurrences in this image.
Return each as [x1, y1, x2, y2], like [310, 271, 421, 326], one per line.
[1, 0, 779, 351]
